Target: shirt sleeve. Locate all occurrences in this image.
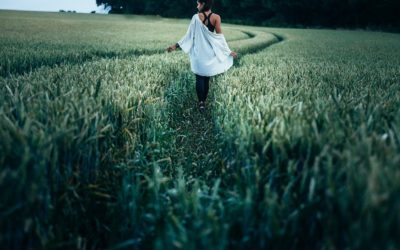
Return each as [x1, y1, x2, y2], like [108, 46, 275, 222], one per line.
[177, 15, 196, 53]
[208, 34, 232, 62]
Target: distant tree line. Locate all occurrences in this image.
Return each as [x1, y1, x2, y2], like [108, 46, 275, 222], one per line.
[59, 10, 77, 13]
[96, 0, 400, 31]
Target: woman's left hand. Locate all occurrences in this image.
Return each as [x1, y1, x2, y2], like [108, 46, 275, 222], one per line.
[166, 44, 177, 52]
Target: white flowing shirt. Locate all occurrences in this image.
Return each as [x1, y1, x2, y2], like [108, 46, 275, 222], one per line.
[177, 13, 234, 77]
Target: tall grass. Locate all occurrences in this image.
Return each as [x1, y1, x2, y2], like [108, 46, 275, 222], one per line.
[0, 10, 248, 77]
[1, 10, 399, 250]
[212, 28, 400, 249]
[0, 53, 189, 248]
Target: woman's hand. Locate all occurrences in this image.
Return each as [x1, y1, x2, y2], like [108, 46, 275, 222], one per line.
[166, 44, 177, 53]
[230, 51, 238, 59]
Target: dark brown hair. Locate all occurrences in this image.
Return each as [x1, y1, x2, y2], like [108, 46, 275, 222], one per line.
[197, 0, 213, 12]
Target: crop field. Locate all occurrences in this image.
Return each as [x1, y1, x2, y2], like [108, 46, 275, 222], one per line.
[0, 10, 399, 250]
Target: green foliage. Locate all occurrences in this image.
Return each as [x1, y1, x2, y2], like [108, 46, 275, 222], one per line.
[96, 0, 400, 30]
[212, 28, 400, 249]
[0, 10, 246, 77]
[1, 10, 400, 250]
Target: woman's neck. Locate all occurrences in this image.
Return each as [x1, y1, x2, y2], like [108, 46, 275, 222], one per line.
[201, 9, 211, 13]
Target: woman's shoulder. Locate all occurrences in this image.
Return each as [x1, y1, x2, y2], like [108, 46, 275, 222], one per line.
[211, 13, 220, 18]
[210, 13, 221, 23]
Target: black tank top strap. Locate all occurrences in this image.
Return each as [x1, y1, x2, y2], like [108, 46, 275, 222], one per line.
[201, 12, 213, 23]
[201, 11, 215, 32]
[205, 12, 212, 23]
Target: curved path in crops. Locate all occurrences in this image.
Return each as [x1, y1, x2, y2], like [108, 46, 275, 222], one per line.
[163, 30, 284, 182]
[2, 29, 269, 78]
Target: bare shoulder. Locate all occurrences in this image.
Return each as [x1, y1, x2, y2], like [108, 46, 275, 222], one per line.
[211, 13, 221, 25]
[212, 13, 221, 21]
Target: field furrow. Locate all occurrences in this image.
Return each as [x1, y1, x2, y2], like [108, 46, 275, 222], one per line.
[0, 10, 263, 77]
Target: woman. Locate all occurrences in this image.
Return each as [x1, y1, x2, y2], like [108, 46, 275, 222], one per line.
[166, 0, 238, 112]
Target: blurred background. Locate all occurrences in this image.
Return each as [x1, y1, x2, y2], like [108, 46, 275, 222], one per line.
[0, 0, 399, 31]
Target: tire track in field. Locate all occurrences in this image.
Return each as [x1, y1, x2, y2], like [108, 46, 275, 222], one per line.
[1, 30, 255, 78]
[163, 31, 284, 182]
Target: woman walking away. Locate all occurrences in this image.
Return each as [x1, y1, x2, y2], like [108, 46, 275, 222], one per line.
[167, 0, 238, 112]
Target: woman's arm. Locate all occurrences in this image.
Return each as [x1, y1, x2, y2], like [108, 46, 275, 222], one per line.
[215, 16, 222, 34]
[214, 15, 238, 58]
[167, 15, 195, 53]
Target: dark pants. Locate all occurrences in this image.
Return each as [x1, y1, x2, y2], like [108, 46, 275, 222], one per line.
[195, 74, 210, 102]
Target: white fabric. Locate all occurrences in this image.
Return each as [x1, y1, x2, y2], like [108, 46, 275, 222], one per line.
[177, 13, 234, 77]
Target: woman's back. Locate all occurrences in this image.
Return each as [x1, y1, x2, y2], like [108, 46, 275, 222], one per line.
[198, 11, 220, 33]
